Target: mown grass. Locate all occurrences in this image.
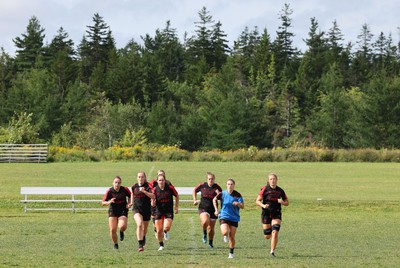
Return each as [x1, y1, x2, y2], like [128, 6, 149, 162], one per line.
[0, 162, 399, 267]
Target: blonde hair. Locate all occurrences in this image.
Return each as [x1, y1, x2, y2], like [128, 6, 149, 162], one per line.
[268, 173, 278, 180]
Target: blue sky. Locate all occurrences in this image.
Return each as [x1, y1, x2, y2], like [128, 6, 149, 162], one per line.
[1, 0, 399, 55]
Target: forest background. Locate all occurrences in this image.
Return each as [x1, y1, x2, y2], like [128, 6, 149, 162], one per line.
[1, 4, 400, 160]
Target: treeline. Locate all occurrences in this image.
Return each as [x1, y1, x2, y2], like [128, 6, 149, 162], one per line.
[1, 4, 400, 151]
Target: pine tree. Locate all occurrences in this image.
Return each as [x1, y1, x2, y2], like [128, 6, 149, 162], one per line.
[13, 16, 46, 71]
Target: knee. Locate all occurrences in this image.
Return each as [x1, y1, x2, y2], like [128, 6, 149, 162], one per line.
[272, 224, 280, 237]
[263, 228, 272, 239]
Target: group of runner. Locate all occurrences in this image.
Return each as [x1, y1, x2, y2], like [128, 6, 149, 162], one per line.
[102, 171, 289, 258]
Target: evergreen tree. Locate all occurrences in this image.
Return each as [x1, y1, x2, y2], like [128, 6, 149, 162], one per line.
[309, 63, 350, 148]
[13, 16, 46, 71]
[210, 20, 230, 69]
[294, 17, 328, 120]
[0, 49, 15, 124]
[349, 23, 374, 87]
[104, 40, 144, 104]
[272, 3, 299, 81]
[46, 27, 77, 99]
[363, 72, 400, 147]
[185, 6, 216, 84]
[78, 13, 116, 87]
[198, 61, 247, 150]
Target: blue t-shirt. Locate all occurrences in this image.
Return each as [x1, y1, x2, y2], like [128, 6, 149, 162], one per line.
[218, 190, 243, 222]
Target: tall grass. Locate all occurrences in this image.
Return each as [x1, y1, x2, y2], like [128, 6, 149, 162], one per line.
[1, 162, 399, 267]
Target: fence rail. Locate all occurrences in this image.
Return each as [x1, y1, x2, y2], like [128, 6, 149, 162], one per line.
[0, 144, 48, 163]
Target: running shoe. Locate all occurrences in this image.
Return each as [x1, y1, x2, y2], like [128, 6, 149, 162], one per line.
[228, 253, 234, 259]
[270, 252, 276, 257]
[164, 232, 169, 241]
[120, 231, 124, 241]
[114, 244, 119, 250]
[202, 233, 207, 244]
[158, 246, 164, 251]
[209, 244, 214, 249]
[223, 235, 228, 243]
[138, 247, 144, 252]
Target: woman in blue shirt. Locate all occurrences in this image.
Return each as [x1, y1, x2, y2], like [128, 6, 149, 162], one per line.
[213, 178, 244, 259]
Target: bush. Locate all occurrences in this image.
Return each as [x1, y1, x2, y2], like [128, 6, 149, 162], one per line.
[47, 146, 400, 162]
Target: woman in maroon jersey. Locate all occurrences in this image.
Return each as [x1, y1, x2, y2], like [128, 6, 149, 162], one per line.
[149, 169, 173, 238]
[255, 173, 289, 257]
[192, 172, 222, 249]
[152, 173, 179, 251]
[102, 176, 132, 250]
[131, 171, 155, 252]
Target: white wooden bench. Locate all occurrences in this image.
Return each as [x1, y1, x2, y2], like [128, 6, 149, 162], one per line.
[0, 144, 48, 163]
[20, 186, 196, 212]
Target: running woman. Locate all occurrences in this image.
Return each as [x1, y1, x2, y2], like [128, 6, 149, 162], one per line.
[255, 173, 289, 257]
[213, 178, 244, 259]
[102, 176, 132, 250]
[152, 173, 179, 251]
[193, 172, 222, 248]
[131, 171, 155, 252]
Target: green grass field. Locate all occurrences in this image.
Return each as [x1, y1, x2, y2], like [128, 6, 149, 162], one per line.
[1, 162, 400, 267]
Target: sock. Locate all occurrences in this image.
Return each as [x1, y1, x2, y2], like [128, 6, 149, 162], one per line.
[209, 239, 213, 246]
[203, 230, 207, 235]
[159, 241, 164, 247]
[139, 240, 143, 248]
[230, 248, 234, 254]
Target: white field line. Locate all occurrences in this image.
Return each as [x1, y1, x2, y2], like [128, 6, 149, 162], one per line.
[148, 166, 155, 180]
[188, 215, 198, 262]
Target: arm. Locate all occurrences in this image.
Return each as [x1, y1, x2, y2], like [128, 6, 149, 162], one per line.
[102, 198, 115, 206]
[102, 190, 114, 206]
[192, 187, 199, 205]
[169, 184, 179, 214]
[233, 196, 244, 209]
[278, 197, 289, 206]
[126, 187, 132, 209]
[141, 187, 155, 199]
[213, 194, 220, 216]
[174, 194, 179, 214]
[256, 194, 268, 209]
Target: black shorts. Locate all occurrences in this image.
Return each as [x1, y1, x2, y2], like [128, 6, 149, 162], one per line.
[261, 209, 282, 224]
[219, 219, 238, 228]
[108, 207, 128, 218]
[154, 211, 174, 220]
[133, 208, 151, 221]
[198, 208, 218, 220]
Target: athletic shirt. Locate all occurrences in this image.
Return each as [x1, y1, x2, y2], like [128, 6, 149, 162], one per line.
[259, 184, 287, 212]
[153, 184, 179, 214]
[194, 182, 222, 211]
[131, 182, 153, 211]
[102, 186, 131, 210]
[217, 190, 243, 222]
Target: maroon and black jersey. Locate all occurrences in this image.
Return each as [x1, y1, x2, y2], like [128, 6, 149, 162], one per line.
[131, 182, 153, 212]
[259, 184, 287, 212]
[103, 186, 131, 216]
[153, 184, 178, 215]
[194, 182, 222, 212]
